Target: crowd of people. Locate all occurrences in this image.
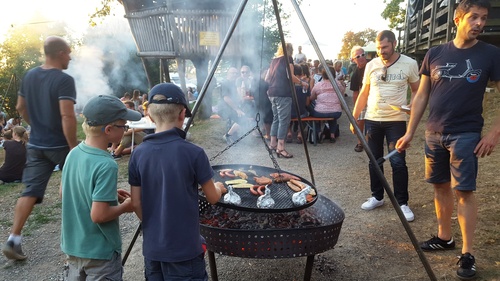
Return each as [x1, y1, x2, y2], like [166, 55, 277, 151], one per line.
[1, 1, 499, 280]
[218, 44, 348, 157]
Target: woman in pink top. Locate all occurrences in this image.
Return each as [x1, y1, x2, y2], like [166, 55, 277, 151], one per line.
[310, 66, 343, 143]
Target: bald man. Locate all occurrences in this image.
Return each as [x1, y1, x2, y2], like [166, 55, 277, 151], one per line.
[2, 36, 77, 261]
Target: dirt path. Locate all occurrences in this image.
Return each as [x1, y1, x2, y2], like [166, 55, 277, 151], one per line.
[1, 88, 499, 280]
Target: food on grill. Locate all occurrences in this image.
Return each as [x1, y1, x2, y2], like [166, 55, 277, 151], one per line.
[286, 181, 302, 192]
[254, 176, 272, 185]
[290, 179, 305, 189]
[225, 170, 236, 178]
[219, 169, 233, 177]
[233, 170, 248, 180]
[270, 172, 300, 182]
[232, 183, 254, 188]
[292, 186, 312, 206]
[250, 185, 265, 196]
[223, 185, 241, 205]
[225, 179, 247, 185]
[256, 187, 275, 208]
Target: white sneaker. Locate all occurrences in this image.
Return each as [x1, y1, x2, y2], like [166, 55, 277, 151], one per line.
[400, 204, 415, 222]
[361, 197, 384, 210]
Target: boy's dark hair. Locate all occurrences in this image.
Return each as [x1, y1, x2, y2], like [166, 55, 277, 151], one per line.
[124, 100, 135, 109]
[3, 130, 13, 140]
[293, 64, 303, 76]
[456, 0, 491, 18]
[300, 63, 310, 78]
[377, 30, 397, 43]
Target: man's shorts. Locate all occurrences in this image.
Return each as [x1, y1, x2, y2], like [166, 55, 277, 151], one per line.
[425, 131, 480, 191]
[64, 251, 122, 281]
[22, 147, 70, 203]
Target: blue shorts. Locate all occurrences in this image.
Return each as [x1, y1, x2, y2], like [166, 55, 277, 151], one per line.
[22, 147, 69, 203]
[424, 131, 480, 191]
[144, 253, 208, 281]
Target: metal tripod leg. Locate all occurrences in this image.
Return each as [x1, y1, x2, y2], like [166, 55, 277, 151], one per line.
[122, 223, 141, 266]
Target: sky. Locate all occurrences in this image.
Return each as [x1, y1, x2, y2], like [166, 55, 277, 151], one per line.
[0, 0, 391, 59]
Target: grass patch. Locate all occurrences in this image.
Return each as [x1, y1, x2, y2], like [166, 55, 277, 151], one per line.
[23, 202, 61, 236]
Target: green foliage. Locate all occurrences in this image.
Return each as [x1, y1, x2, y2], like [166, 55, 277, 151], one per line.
[338, 29, 377, 59]
[381, 0, 406, 29]
[0, 28, 44, 117]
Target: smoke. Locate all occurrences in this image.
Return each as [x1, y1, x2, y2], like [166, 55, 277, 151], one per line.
[66, 16, 148, 113]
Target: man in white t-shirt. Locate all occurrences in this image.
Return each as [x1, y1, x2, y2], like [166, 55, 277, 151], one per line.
[351, 30, 420, 221]
[294, 46, 307, 64]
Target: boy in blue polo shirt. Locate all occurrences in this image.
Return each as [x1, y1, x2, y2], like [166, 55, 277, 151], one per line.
[129, 83, 224, 280]
[60, 95, 142, 280]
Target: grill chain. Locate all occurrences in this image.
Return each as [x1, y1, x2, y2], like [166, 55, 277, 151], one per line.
[209, 116, 282, 173]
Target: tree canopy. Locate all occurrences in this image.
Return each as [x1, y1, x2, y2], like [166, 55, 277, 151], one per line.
[338, 29, 377, 59]
[381, 0, 406, 29]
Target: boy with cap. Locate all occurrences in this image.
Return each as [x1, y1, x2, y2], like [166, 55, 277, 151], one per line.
[60, 94, 142, 280]
[129, 83, 224, 280]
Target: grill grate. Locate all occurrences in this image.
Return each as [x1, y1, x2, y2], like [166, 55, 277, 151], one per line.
[201, 164, 318, 212]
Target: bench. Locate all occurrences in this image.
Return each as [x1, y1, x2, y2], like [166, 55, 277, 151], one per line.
[290, 117, 334, 146]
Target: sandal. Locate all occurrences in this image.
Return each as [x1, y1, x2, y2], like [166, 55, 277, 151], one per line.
[276, 149, 293, 158]
[296, 136, 303, 144]
[268, 145, 277, 152]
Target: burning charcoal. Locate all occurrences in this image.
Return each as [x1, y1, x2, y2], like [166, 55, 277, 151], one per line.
[292, 186, 312, 206]
[223, 185, 241, 205]
[256, 187, 275, 209]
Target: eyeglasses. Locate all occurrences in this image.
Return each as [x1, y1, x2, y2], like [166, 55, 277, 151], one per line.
[381, 66, 387, 82]
[113, 125, 129, 131]
[352, 53, 366, 60]
[241, 71, 248, 74]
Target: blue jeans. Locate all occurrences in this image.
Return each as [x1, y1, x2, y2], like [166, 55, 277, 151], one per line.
[364, 120, 408, 205]
[424, 131, 480, 191]
[144, 253, 208, 281]
[269, 96, 292, 140]
[309, 108, 342, 135]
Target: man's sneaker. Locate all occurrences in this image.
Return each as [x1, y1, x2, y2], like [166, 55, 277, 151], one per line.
[420, 236, 455, 251]
[456, 252, 476, 280]
[53, 164, 60, 172]
[400, 204, 415, 222]
[2, 240, 27, 261]
[361, 197, 384, 210]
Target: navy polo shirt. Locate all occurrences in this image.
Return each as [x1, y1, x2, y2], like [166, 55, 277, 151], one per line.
[128, 127, 214, 262]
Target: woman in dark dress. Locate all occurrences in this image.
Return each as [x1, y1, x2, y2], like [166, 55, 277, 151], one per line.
[0, 126, 28, 184]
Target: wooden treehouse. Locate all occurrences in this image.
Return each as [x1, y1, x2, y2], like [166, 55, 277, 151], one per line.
[119, 0, 242, 90]
[401, 0, 500, 61]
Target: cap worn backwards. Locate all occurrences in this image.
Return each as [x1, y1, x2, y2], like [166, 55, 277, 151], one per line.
[83, 95, 142, 126]
[148, 83, 192, 117]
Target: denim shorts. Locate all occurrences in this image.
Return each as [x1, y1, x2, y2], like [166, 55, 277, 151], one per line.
[425, 131, 480, 191]
[22, 147, 69, 203]
[144, 253, 208, 281]
[64, 251, 123, 281]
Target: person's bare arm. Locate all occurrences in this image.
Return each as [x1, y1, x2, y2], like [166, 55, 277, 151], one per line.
[130, 185, 142, 221]
[474, 80, 500, 157]
[90, 198, 134, 224]
[409, 80, 420, 105]
[396, 75, 431, 151]
[201, 180, 223, 205]
[350, 83, 370, 134]
[60, 100, 77, 149]
[16, 96, 30, 124]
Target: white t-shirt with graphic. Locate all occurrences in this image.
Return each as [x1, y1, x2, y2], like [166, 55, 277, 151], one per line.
[362, 54, 419, 121]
